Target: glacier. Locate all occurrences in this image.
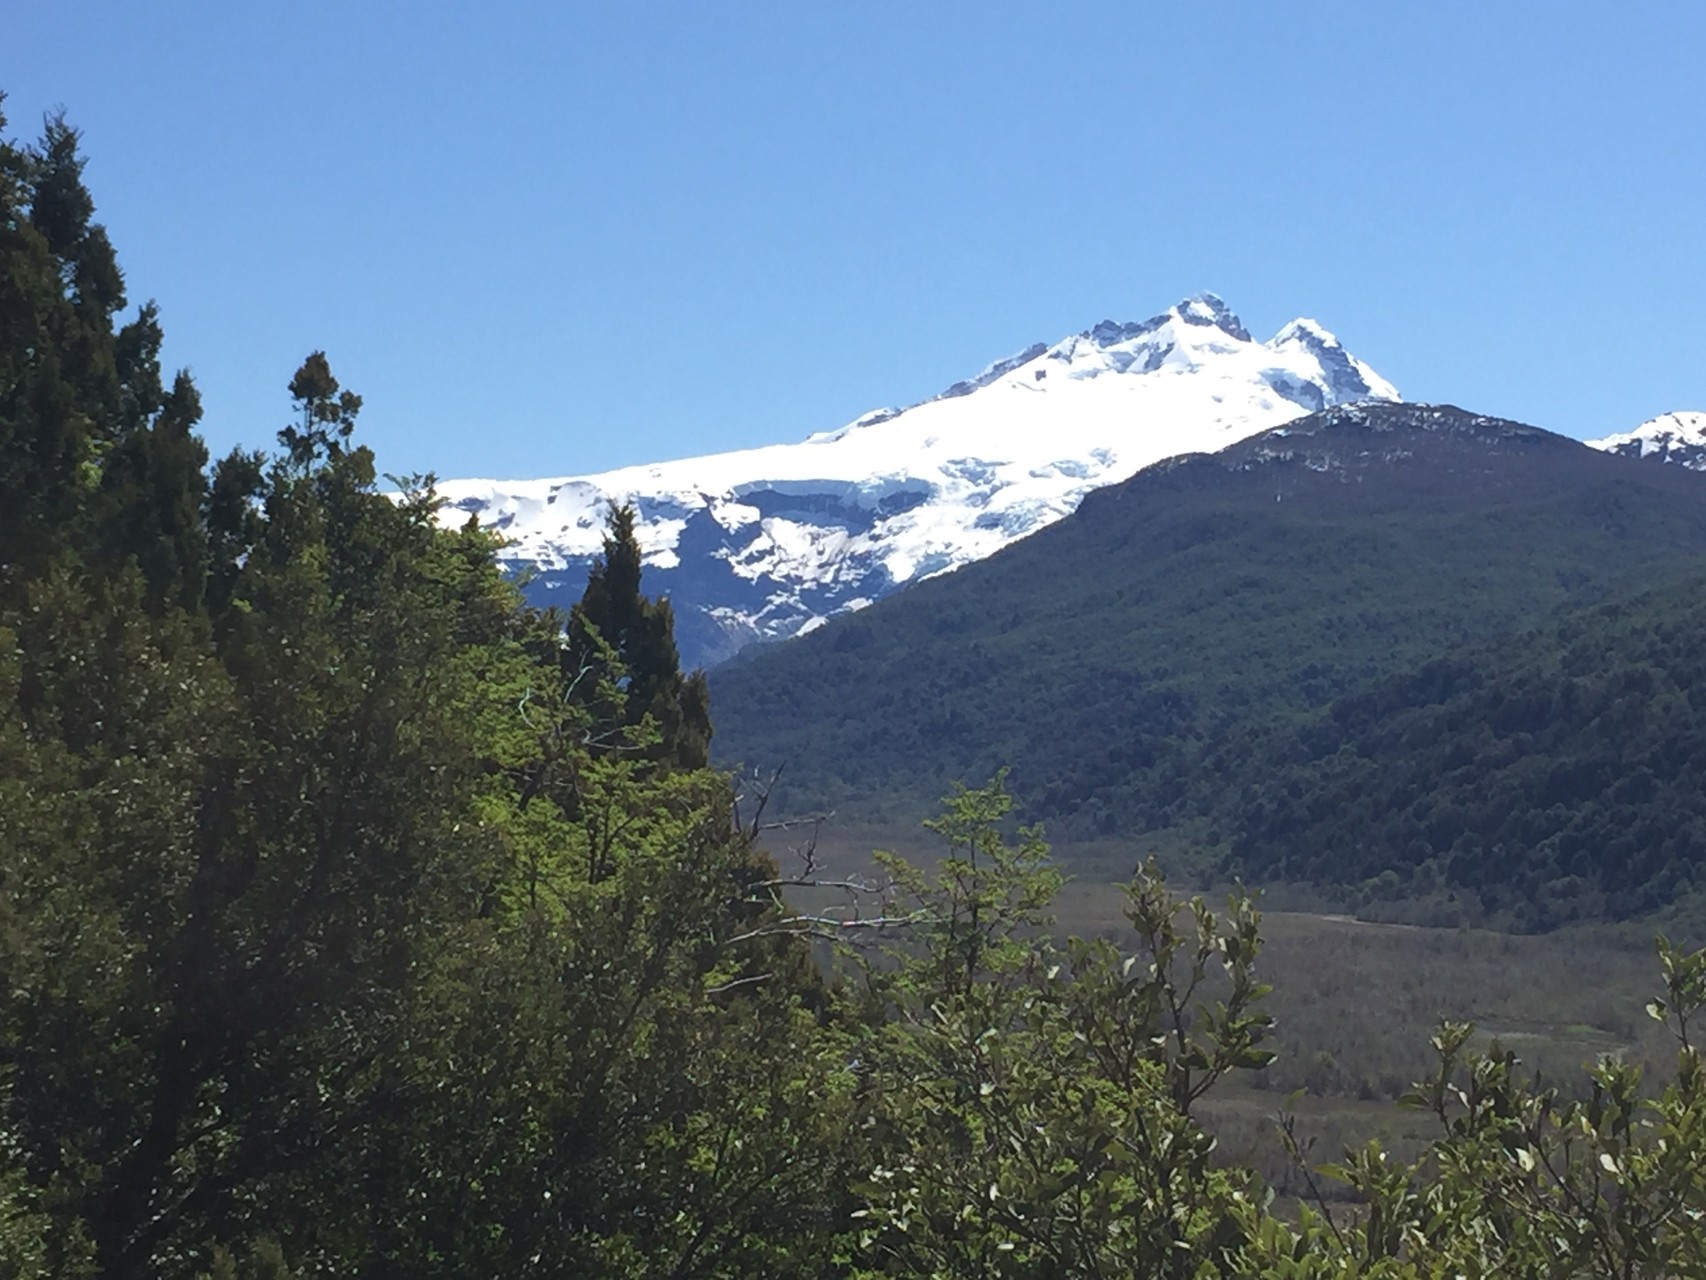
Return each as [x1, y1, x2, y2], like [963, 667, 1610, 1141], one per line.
[435, 294, 1400, 668]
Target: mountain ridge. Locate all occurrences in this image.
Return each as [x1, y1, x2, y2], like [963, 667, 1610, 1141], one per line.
[436, 294, 1397, 666]
[1589, 410, 1706, 469]
[707, 401, 1706, 836]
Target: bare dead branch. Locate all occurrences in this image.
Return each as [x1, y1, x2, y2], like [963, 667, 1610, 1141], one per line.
[705, 972, 776, 996]
[724, 910, 938, 947]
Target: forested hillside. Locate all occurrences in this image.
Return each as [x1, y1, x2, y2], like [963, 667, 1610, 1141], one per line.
[712, 405, 1706, 843]
[12, 100, 1706, 1278]
[1221, 573, 1706, 928]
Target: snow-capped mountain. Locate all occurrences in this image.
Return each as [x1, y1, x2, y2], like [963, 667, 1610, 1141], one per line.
[437, 294, 1398, 668]
[1589, 411, 1706, 469]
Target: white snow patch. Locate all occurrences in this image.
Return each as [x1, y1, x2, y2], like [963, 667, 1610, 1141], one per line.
[1589, 411, 1706, 462]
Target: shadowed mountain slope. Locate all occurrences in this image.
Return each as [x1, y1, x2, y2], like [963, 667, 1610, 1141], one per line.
[711, 403, 1706, 840]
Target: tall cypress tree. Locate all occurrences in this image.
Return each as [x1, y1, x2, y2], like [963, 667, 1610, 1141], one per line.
[565, 503, 712, 770]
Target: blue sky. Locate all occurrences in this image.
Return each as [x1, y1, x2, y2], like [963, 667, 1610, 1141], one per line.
[8, 3, 1704, 479]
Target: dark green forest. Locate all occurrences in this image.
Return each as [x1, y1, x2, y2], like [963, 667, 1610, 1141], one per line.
[1219, 576, 1706, 929]
[10, 101, 1706, 1277]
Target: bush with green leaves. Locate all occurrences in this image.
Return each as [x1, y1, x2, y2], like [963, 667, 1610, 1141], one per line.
[0, 102, 844, 1276]
[844, 778, 1276, 1278]
[1236, 934, 1706, 1278]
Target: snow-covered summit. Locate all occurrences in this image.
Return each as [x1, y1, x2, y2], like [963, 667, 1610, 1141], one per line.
[1589, 411, 1706, 469]
[436, 295, 1399, 667]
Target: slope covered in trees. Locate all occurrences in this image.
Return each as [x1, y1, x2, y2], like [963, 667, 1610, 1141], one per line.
[1219, 572, 1706, 929]
[710, 405, 1706, 843]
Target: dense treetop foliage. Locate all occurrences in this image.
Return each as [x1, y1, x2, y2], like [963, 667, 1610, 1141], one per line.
[10, 99, 1706, 1277]
[0, 100, 836, 1275]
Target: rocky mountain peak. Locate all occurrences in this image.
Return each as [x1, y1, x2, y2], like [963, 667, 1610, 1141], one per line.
[1176, 292, 1252, 340]
[1589, 411, 1706, 470]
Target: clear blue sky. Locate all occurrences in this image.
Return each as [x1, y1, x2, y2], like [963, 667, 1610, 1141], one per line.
[8, 3, 1704, 479]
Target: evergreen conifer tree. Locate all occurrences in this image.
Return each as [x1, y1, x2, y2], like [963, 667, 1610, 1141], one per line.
[0, 103, 210, 600]
[565, 502, 712, 769]
[0, 102, 97, 567]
